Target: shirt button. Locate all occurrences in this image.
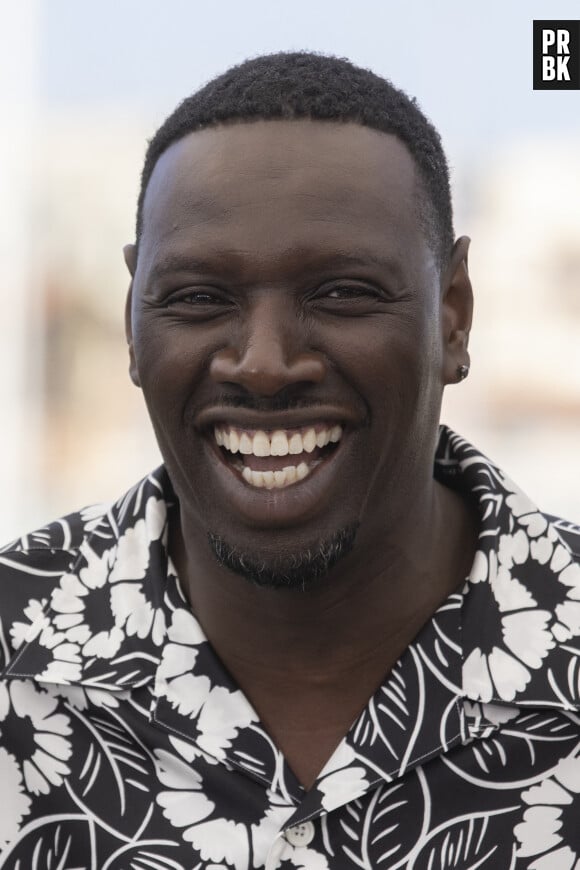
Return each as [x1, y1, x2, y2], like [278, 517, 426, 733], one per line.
[285, 821, 315, 846]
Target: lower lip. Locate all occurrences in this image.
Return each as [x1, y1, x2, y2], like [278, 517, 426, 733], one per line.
[203, 435, 348, 528]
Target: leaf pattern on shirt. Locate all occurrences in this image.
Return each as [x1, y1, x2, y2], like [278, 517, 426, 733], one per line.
[408, 810, 520, 869]
[1, 816, 95, 870]
[0, 427, 579, 868]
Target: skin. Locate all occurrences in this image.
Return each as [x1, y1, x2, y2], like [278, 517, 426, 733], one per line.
[124, 120, 477, 789]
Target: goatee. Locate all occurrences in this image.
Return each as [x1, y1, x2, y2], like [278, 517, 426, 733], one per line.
[207, 523, 359, 591]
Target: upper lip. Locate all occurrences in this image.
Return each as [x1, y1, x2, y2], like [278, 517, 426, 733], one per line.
[195, 405, 360, 432]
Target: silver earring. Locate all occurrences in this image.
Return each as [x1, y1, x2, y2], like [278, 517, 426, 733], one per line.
[457, 364, 470, 381]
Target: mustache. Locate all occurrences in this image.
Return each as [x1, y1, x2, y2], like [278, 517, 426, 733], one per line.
[200, 390, 331, 414]
[188, 388, 371, 427]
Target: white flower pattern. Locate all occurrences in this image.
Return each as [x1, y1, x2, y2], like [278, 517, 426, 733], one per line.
[317, 742, 369, 812]
[515, 756, 580, 869]
[155, 609, 258, 760]
[0, 680, 72, 796]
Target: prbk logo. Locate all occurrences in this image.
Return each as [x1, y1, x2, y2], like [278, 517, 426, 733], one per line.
[533, 20, 580, 89]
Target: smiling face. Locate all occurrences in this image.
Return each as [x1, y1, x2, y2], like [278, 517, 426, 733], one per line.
[126, 120, 470, 588]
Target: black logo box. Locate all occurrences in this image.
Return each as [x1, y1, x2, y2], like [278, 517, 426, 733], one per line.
[533, 20, 580, 89]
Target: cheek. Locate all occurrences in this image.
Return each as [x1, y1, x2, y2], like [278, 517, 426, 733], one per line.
[321, 312, 439, 393]
[133, 318, 209, 391]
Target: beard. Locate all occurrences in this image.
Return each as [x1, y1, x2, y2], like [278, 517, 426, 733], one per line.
[207, 523, 360, 591]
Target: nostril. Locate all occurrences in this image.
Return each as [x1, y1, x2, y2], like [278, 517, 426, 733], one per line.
[209, 348, 326, 392]
[209, 348, 238, 380]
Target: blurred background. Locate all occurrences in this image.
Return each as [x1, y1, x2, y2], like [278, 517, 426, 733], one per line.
[1, 0, 579, 541]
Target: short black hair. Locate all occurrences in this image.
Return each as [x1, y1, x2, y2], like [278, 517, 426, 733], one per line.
[136, 51, 454, 265]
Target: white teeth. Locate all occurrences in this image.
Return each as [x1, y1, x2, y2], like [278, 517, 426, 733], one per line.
[215, 423, 344, 460]
[316, 429, 328, 448]
[302, 428, 316, 453]
[296, 462, 309, 481]
[262, 470, 275, 489]
[239, 432, 253, 455]
[253, 431, 270, 457]
[270, 430, 289, 456]
[284, 465, 297, 484]
[288, 433, 303, 454]
[229, 430, 240, 453]
[241, 462, 310, 489]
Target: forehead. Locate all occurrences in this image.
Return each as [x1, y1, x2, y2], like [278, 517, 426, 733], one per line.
[139, 120, 425, 270]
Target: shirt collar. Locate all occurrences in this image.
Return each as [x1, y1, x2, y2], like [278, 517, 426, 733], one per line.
[436, 428, 580, 711]
[3, 470, 174, 691]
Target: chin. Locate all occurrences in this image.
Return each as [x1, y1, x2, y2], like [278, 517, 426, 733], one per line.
[207, 522, 360, 591]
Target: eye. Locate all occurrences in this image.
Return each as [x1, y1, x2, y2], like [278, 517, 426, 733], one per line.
[162, 286, 234, 320]
[314, 281, 385, 304]
[164, 287, 234, 309]
[172, 289, 225, 305]
[324, 285, 379, 300]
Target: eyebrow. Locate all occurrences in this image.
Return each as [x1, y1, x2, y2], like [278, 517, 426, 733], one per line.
[146, 248, 405, 284]
[147, 254, 224, 283]
[314, 252, 403, 277]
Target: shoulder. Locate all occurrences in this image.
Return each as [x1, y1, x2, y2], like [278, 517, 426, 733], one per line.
[0, 466, 173, 670]
[0, 502, 107, 566]
[0, 503, 110, 668]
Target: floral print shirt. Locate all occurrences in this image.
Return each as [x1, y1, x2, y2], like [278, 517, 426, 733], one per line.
[1, 426, 580, 870]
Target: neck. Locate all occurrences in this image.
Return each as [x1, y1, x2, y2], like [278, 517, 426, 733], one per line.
[169, 478, 479, 689]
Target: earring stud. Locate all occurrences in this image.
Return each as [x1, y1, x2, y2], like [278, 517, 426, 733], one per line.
[457, 364, 470, 381]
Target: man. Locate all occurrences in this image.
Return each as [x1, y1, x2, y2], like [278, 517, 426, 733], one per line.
[0, 52, 579, 870]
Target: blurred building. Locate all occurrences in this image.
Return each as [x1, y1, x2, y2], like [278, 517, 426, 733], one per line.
[443, 137, 580, 519]
[32, 114, 162, 527]
[0, 2, 44, 542]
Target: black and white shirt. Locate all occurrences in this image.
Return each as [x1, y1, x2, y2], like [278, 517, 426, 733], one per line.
[1, 427, 580, 869]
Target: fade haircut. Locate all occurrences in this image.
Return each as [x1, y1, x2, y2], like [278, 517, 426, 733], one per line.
[136, 51, 454, 265]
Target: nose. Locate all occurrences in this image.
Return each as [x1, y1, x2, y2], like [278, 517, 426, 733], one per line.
[209, 292, 326, 396]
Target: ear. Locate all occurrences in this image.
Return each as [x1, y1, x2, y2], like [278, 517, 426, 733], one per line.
[123, 244, 141, 388]
[441, 236, 473, 385]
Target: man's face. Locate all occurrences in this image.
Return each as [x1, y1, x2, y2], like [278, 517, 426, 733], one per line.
[126, 121, 461, 586]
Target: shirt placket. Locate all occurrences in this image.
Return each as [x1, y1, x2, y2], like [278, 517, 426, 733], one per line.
[257, 594, 467, 868]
